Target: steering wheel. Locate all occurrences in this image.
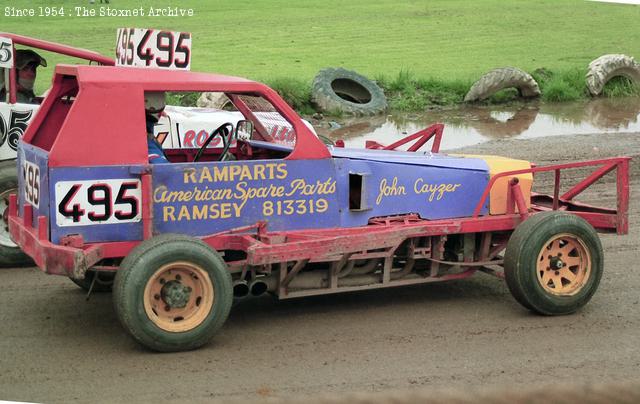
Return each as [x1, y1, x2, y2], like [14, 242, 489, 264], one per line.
[193, 122, 235, 162]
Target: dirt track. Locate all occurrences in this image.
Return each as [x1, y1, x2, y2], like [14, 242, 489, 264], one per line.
[0, 132, 638, 403]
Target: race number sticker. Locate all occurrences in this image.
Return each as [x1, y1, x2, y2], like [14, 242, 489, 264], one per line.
[0, 109, 34, 151]
[116, 28, 191, 70]
[55, 179, 142, 227]
[22, 160, 40, 208]
[0, 37, 13, 68]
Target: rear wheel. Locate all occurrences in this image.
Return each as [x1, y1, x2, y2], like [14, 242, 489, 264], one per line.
[113, 234, 233, 352]
[504, 212, 603, 315]
[0, 160, 31, 267]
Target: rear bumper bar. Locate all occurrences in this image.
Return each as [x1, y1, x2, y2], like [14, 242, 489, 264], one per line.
[8, 195, 102, 278]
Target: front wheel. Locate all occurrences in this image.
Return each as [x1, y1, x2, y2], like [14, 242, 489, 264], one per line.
[504, 212, 603, 315]
[113, 234, 233, 352]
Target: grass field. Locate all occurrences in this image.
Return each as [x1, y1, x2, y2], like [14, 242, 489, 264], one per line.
[3, 0, 640, 109]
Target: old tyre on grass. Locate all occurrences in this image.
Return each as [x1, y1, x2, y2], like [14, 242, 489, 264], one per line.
[464, 67, 540, 102]
[69, 270, 115, 293]
[0, 160, 32, 267]
[586, 54, 640, 96]
[113, 234, 233, 352]
[504, 211, 603, 315]
[312, 67, 387, 116]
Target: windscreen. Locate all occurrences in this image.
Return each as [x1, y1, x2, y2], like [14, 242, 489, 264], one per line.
[159, 92, 299, 153]
[234, 94, 297, 147]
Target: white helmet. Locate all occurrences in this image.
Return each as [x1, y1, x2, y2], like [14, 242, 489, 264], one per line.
[144, 92, 166, 118]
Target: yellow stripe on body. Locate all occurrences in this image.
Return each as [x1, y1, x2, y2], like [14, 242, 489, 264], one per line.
[451, 154, 533, 215]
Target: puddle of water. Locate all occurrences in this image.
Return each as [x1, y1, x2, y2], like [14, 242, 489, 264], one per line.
[317, 97, 640, 150]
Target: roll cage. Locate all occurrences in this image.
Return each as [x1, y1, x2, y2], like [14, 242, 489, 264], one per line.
[23, 65, 329, 167]
[0, 32, 114, 104]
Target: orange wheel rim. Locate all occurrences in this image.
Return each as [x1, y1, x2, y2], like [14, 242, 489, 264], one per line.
[143, 261, 214, 332]
[536, 234, 591, 296]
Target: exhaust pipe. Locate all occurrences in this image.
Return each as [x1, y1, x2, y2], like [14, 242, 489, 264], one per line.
[249, 279, 269, 296]
[233, 280, 249, 298]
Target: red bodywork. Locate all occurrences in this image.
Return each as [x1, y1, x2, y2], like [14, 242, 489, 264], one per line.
[24, 65, 328, 168]
[7, 64, 631, 298]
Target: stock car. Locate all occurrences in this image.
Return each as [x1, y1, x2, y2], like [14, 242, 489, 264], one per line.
[9, 63, 630, 352]
[0, 32, 309, 266]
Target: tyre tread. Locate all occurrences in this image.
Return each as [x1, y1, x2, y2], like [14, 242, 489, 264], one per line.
[0, 159, 32, 267]
[504, 212, 603, 315]
[311, 67, 387, 116]
[113, 234, 232, 352]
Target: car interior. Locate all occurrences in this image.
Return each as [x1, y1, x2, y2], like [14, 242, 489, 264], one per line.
[161, 92, 297, 163]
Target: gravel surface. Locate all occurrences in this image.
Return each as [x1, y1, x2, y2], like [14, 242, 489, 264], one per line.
[0, 131, 638, 403]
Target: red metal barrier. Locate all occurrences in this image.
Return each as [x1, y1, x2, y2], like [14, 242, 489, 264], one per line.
[366, 124, 444, 153]
[472, 157, 630, 234]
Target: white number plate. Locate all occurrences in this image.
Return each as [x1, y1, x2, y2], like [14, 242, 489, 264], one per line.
[22, 160, 40, 208]
[0, 37, 13, 69]
[116, 28, 191, 70]
[55, 179, 142, 227]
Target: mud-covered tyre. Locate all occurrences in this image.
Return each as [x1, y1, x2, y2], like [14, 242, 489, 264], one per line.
[113, 234, 233, 352]
[312, 68, 387, 116]
[464, 67, 541, 102]
[504, 212, 603, 315]
[586, 54, 640, 96]
[69, 270, 115, 293]
[0, 160, 32, 267]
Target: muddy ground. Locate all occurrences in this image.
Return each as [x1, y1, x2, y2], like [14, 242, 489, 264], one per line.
[0, 131, 638, 403]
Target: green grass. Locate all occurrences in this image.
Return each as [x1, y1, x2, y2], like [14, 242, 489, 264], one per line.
[375, 70, 470, 110]
[3, 0, 640, 111]
[536, 68, 587, 102]
[166, 92, 200, 108]
[167, 67, 640, 113]
[601, 76, 640, 98]
[266, 78, 315, 115]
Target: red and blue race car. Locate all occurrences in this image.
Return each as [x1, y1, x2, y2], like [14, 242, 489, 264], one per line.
[9, 63, 630, 352]
[0, 31, 317, 265]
